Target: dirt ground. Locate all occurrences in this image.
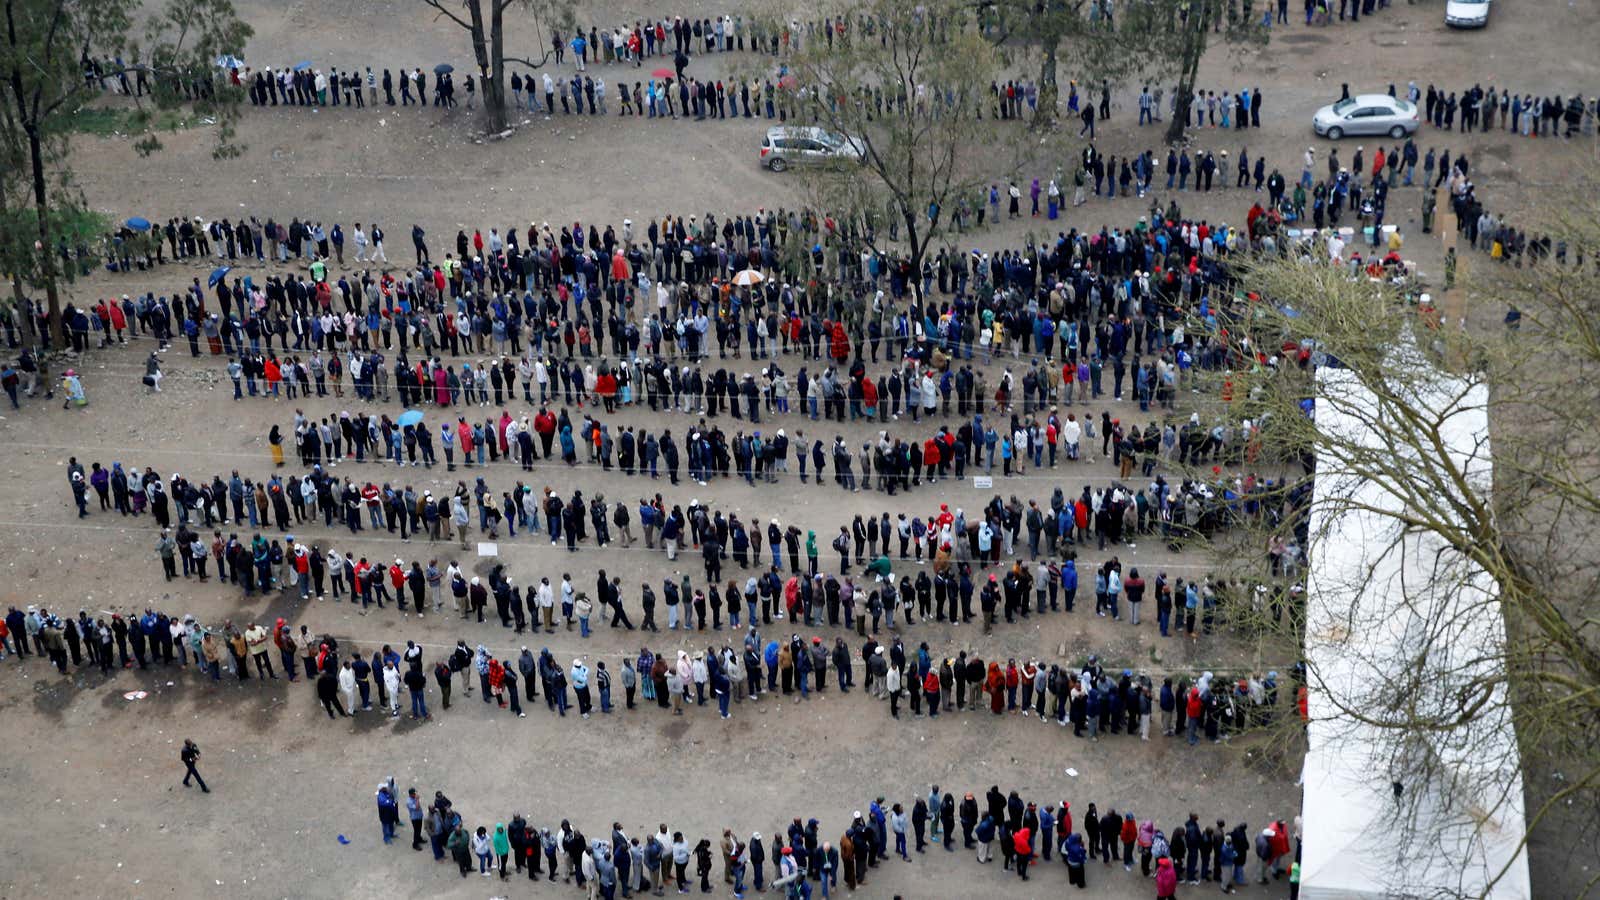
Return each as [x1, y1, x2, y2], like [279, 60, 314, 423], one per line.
[3, 1, 1598, 898]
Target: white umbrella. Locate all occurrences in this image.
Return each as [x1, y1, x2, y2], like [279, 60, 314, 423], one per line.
[732, 269, 765, 287]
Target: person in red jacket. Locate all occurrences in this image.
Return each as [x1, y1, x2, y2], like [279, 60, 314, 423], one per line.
[388, 559, 406, 608]
[596, 369, 617, 412]
[1268, 819, 1291, 877]
[292, 544, 311, 600]
[1119, 812, 1139, 870]
[456, 417, 475, 465]
[352, 557, 372, 604]
[263, 356, 282, 398]
[497, 411, 512, 454]
[1156, 856, 1178, 899]
[986, 662, 1005, 714]
[922, 438, 941, 483]
[922, 668, 941, 718]
[1186, 687, 1204, 744]
[829, 321, 849, 362]
[107, 300, 127, 344]
[1013, 826, 1033, 880]
[487, 657, 507, 706]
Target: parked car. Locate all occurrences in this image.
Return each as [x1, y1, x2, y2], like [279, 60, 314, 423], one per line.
[1445, 0, 1491, 27]
[1312, 95, 1420, 140]
[759, 126, 865, 172]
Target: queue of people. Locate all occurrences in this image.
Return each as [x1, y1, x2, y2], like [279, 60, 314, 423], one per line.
[368, 775, 1301, 897]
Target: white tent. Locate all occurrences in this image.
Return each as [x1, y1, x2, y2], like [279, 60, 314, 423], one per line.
[1298, 357, 1530, 900]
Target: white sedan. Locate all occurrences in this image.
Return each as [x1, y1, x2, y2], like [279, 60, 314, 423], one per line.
[1445, 0, 1491, 27]
[1313, 95, 1420, 140]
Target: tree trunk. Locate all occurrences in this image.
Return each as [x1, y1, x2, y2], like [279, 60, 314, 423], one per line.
[1033, 36, 1060, 130]
[25, 124, 64, 349]
[903, 210, 927, 304]
[486, 0, 509, 131]
[462, 0, 505, 133]
[1164, 13, 1207, 146]
[0, 182, 24, 309]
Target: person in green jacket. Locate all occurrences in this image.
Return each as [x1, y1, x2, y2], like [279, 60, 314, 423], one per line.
[492, 823, 512, 879]
[447, 825, 472, 877]
[865, 555, 893, 581]
[806, 530, 818, 575]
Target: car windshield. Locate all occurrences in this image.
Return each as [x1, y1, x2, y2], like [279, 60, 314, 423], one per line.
[1391, 99, 1414, 113]
[1331, 99, 1356, 113]
[820, 131, 847, 148]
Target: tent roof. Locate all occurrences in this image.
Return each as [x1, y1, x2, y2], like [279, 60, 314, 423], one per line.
[1299, 359, 1529, 900]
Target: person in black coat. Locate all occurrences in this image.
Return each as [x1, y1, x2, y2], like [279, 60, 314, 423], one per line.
[317, 668, 348, 717]
[911, 798, 929, 852]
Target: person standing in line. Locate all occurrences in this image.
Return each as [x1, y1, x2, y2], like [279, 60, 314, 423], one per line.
[180, 739, 209, 793]
[407, 788, 426, 850]
[318, 664, 349, 718]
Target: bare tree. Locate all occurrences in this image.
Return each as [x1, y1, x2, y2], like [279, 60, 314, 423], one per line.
[1195, 235, 1600, 897]
[778, 0, 1025, 305]
[975, 0, 1267, 137]
[1, 0, 251, 346]
[421, 0, 569, 133]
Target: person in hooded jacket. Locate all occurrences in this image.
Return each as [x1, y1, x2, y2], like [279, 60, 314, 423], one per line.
[1156, 856, 1179, 899]
[1064, 831, 1088, 888]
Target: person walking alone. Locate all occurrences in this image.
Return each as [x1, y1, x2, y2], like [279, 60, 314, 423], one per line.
[180, 739, 209, 793]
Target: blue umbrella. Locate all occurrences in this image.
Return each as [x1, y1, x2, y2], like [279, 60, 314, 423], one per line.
[293, 60, 313, 71]
[208, 266, 231, 287]
[397, 410, 425, 428]
[125, 216, 152, 231]
[434, 63, 454, 75]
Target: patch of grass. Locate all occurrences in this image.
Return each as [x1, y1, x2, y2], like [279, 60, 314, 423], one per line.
[68, 105, 193, 136]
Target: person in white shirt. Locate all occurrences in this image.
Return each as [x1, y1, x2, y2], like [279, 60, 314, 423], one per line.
[383, 661, 401, 716]
[338, 660, 357, 712]
[536, 578, 555, 632]
[353, 224, 369, 261]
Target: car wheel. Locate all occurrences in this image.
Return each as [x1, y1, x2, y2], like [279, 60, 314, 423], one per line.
[1326, 126, 1343, 140]
[769, 158, 788, 173]
[1389, 125, 1406, 139]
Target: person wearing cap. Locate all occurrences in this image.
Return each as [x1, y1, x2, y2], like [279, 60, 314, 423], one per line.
[570, 657, 592, 718]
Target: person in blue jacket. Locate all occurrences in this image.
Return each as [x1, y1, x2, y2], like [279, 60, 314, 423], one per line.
[975, 813, 997, 863]
[1065, 832, 1088, 888]
[377, 782, 400, 843]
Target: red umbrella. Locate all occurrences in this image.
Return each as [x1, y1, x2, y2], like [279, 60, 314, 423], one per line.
[777, 74, 797, 89]
[651, 68, 674, 79]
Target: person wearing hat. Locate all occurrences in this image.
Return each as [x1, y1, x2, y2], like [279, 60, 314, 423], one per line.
[570, 657, 592, 718]
[60, 368, 85, 409]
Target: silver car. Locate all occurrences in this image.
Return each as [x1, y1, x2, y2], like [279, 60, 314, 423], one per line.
[1445, 0, 1491, 27]
[759, 126, 865, 172]
[1313, 95, 1420, 140]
